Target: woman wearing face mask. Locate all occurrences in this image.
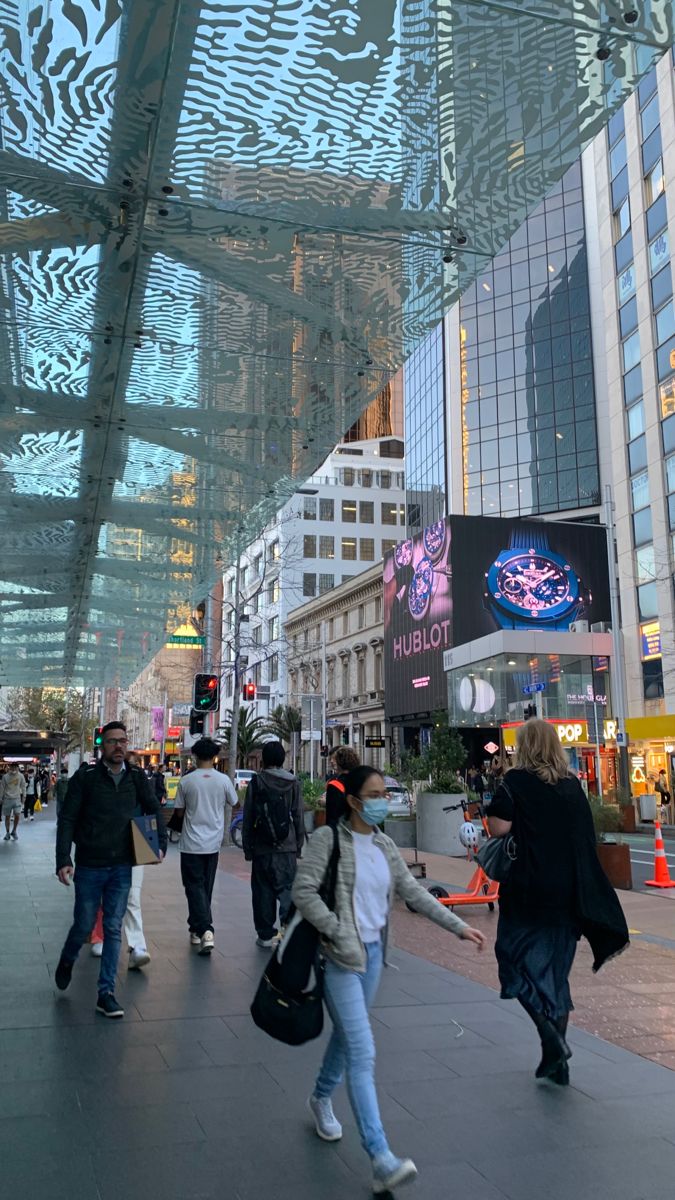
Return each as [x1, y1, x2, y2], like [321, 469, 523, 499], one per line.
[292, 766, 485, 1194]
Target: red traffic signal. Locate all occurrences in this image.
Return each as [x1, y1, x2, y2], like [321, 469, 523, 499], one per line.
[242, 682, 256, 701]
[193, 673, 220, 712]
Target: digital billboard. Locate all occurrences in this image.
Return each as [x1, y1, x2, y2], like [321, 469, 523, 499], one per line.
[384, 515, 611, 720]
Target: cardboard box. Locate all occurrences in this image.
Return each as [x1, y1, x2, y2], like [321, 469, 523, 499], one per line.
[131, 815, 161, 865]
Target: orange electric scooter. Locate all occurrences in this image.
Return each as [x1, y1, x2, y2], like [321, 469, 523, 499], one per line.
[407, 798, 499, 913]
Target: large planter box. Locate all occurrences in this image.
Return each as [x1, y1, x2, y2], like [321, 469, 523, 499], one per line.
[384, 816, 416, 848]
[416, 793, 467, 857]
[620, 804, 637, 834]
[597, 842, 633, 890]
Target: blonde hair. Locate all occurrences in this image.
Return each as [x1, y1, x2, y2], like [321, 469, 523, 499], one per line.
[513, 719, 571, 785]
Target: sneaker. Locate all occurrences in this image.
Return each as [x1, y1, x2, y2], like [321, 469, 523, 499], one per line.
[256, 936, 276, 948]
[54, 956, 74, 991]
[96, 993, 124, 1019]
[10, 830, 17, 841]
[90, 942, 103, 958]
[190, 933, 201, 945]
[372, 1153, 418, 1195]
[30, 815, 34, 822]
[308, 1094, 342, 1142]
[199, 931, 214, 956]
[3, 833, 9, 841]
[128, 948, 151, 970]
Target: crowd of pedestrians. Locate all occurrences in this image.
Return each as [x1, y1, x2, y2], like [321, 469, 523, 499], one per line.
[0, 713, 630, 1194]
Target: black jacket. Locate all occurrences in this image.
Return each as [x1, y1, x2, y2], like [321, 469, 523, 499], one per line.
[56, 762, 167, 871]
[242, 768, 304, 859]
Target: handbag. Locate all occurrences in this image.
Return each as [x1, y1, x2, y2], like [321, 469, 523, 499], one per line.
[250, 827, 340, 1046]
[475, 780, 518, 883]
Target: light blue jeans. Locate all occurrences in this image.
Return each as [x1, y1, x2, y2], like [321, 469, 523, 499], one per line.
[314, 940, 388, 1159]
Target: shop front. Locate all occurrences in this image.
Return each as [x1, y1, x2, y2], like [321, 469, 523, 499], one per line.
[624, 716, 675, 799]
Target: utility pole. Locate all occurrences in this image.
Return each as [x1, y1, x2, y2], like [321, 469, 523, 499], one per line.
[604, 485, 630, 793]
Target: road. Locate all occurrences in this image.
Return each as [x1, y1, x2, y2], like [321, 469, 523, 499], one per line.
[627, 831, 675, 892]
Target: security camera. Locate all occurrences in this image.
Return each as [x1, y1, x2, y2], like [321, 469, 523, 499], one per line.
[623, 10, 638, 24]
[596, 45, 611, 60]
[442, 250, 454, 264]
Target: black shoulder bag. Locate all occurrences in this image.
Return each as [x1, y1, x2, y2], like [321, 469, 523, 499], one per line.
[250, 827, 340, 1046]
[475, 780, 518, 883]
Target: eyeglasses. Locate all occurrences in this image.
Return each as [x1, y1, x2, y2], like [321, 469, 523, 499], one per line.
[104, 737, 128, 746]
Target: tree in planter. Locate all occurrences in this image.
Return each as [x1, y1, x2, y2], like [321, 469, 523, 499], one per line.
[418, 712, 467, 795]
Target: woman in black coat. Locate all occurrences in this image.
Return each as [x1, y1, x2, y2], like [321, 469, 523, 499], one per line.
[488, 719, 628, 1086]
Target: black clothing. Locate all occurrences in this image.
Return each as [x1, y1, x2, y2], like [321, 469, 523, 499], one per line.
[56, 762, 167, 871]
[490, 769, 628, 974]
[23, 795, 37, 819]
[325, 773, 347, 827]
[180, 851, 219, 937]
[251, 852, 296, 940]
[152, 772, 167, 803]
[495, 916, 578, 1019]
[242, 769, 304, 859]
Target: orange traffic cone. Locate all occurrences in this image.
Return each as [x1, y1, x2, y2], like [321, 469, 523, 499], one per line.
[645, 820, 675, 888]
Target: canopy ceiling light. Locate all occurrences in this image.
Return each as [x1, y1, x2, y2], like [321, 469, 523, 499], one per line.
[0, 0, 672, 684]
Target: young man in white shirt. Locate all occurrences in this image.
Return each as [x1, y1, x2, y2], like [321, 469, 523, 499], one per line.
[173, 738, 237, 955]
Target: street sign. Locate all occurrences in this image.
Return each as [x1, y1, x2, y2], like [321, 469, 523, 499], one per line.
[171, 702, 192, 718]
[166, 635, 205, 647]
[365, 737, 386, 748]
[301, 730, 322, 741]
[484, 740, 499, 755]
[522, 683, 545, 695]
[616, 731, 627, 746]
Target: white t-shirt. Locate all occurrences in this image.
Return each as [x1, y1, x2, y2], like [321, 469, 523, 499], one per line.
[352, 830, 391, 944]
[175, 769, 238, 855]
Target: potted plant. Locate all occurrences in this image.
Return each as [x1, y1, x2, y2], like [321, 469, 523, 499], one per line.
[589, 795, 632, 890]
[301, 777, 326, 833]
[414, 713, 468, 857]
[616, 786, 637, 834]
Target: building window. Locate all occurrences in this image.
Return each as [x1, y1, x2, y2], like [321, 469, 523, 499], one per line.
[637, 581, 658, 621]
[303, 496, 316, 520]
[619, 296, 638, 338]
[342, 574, 355, 584]
[613, 197, 630, 241]
[228, 577, 235, 596]
[649, 230, 670, 277]
[327, 618, 334, 639]
[303, 573, 316, 598]
[665, 453, 675, 530]
[382, 538, 397, 556]
[341, 658, 350, 697]
[359, 501, 374, 523]
[633, 507, 653, 546]
[320, 498, 334, 521]
[253, 624, 262, 646]
[268, 540, 280, 563]
[340, 468, 355, 486]
[628, 434, 647, 474]
[268, 654, 279, 683]
[381, 502, 398, 525]
[631, 470, 650, 511]
[609, 136, 626, 180]
[342, 499, 357, 523]
[357, 656, 366, 694]
[241, 565, 248, 589]
[253, 553, 262, 577]
[645, 157, 665, 206]
[303, 534, 316, 558]
[622, 331, 641, 373]
[250, 592, 260, 615]
[268, 578, 280, 604]
[640, 92, 660, 141]
[378, 470, 392, 489]
[655, 301, 675, 347]
[635, 544, 655, 585]
[627, 402, 644, 441]
[343, 612, 349, 634]
[360, 538, 375, 561]
[342, 537, 357, 560]
[319, 573, 334, 594]
[374, 596, 382, 622]
[357, 603, 365, 630]
[643, 658, 665, 700]
[374, 653, 383, 691]
[268, 616, 279, 641]
[359, 469, 373, 487]
[319, 535, 334, 559]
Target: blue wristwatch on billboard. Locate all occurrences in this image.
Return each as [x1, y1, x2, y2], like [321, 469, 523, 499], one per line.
[484, 526, 586, 630]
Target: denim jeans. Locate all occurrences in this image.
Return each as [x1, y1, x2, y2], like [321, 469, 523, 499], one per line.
[61, 865, 132, 995]
[314, 940, 388, 1159]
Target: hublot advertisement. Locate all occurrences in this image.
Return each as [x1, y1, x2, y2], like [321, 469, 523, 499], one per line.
[384, 515, 611, 720]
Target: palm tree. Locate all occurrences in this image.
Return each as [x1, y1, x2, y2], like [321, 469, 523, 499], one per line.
[219, 707, 268, 767]
[264, 704, 302, 744]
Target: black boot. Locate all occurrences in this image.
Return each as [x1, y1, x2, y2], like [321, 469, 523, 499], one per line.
[519, 1000, 571, 1079]
[550, 1060, 570, 1087]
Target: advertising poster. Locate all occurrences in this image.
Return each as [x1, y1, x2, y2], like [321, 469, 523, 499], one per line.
[384, 515, 611, 721]
[151, 706, 165, 743]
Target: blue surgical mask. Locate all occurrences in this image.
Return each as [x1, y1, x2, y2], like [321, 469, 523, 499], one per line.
[360, 798, 389, 827]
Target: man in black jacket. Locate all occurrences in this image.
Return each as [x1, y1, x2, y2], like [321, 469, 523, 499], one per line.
[242, 740, 304, 947]
[54, 721, 167, 1017]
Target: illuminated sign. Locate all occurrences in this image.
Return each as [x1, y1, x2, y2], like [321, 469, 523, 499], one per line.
[503, 717, 618, 748]
[641, 621, 662, 661]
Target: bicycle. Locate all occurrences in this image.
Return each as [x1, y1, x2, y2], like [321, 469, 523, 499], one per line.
[406, 798, 498, 913]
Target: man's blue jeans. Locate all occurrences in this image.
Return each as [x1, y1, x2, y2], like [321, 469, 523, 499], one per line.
[61, 865, 132, 995]
[314, 940, 389, 1159]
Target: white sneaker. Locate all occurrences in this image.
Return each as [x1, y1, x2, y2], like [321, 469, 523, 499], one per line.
[308, 1094, 342, 1142]
[256, 936, 276, 948]
[30, 816, 34, 822]
[199, 931, 214, 956]
[128, 948, 151, 969]
[372, 1153, 418, 1194]
[90, 942, 103, 958]
[190, 933, 201, 945]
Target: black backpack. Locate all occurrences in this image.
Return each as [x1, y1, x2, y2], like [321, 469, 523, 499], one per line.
[252, 774, 293, 847]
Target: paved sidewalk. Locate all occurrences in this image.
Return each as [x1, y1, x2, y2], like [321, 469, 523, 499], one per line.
[3, 812, 675, 1200]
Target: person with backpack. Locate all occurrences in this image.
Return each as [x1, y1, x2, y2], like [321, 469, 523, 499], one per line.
[54, 721, 167, 1017]
[242, 740, 305, 948]
[173, 737, 237, 955]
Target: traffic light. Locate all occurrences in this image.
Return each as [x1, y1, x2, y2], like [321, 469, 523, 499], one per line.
[320, 744, 329, 757]
[93, 726, 104, 750]
[193, 672, 220, 712]
[189, 710, 206, 736]
[523, 704, 536, 721]
[242, 682, 256, 701]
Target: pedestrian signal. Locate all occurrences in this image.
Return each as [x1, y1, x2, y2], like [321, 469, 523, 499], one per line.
[193, 673, 220, 712]
[189, 710, 206, 736]
[93, 726, 104, 749]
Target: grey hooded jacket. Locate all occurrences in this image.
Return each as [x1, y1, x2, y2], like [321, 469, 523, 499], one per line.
[292, 819, 469, 972]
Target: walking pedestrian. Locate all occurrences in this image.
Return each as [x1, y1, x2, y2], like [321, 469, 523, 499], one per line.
[23, 767, 40, 820]
[324, 746, 360, 827]
[173, 737, 237, 955]
[293, 766, 485, 1194]
[655, 769, 672, 822]
[151, 764, 167, 806]
[1, 763, 25, 841]
[54, 721, 167, 1017]
[242, 740, 304, 948]
[487, 719, 629, 1086]
[55, 767, 69, 816]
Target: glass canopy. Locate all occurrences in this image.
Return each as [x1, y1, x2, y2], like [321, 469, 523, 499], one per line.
[0, 0, 672, 685]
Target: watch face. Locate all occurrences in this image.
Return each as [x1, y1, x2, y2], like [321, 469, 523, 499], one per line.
[485, 549, 580, 623]
[408, 557, 434, 620]
[422, 520, 446, 562]
[394, 539, 413, 569]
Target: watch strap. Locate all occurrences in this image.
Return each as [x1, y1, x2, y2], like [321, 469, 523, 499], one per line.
[509, 525, 550, 552]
